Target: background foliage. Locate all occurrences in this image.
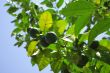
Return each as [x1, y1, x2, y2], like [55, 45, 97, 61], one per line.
[5, 0, 110, 73]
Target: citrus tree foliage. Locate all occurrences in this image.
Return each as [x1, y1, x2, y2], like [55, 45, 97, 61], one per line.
[5, 0, 110, 73]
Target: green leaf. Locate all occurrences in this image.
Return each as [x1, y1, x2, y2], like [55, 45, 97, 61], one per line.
[57, 0, 64, 8]
[100, 39, 110, 50]
[83, 67, 92, 73]
[27, 41, 39, 56]
[39, 11, 53, 32]
[74, 14, 90, 36]
[69, 64, 82, 73]
[7, 6, 18, 14]
[41, 0, 53, 8]
[100, 64, 110, 73]
[79, 32, 89, 44]
[56, 20, 67, 34]
[11, 28, 22, 36]
[31, 52, 50, 70]
[97, 46, 110, 65]
[88, 18, 110, 45]
[51, 58, 63, 73]
[61, 0, 96, 16]
[66, 24, 75, 35]
[37, 52, 50, 71]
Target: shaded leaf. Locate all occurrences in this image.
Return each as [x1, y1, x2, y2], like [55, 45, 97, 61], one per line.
[79, 32, 89, 44]
[7, 6, 18, 14]
[74, 14, 90, 36]
[88, 18, 110, 45]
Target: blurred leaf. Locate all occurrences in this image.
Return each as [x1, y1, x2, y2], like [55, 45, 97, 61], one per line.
[100, 39, 110, 50]
[57, 0, 64, 8]
[37, 52, 50, 71]
[14, 41, 23, 47]
[41, 0, 53, 8]
[106, 31, 110, 35]
[100, 64, 110, 73]
[61, 0, 96, 16]
[88, 18, 110, 45]
[74, 14, 90, 36]
[83, 67, 92, 73]
[79, 32, 89, 44]
[56, 20, 67, 34]
[69, 63, 82, 73]
[47, 44, 57, 50]
[97, 46, 110, 65]
[27, 41, 39, 56]
[51, 58, 63, 73]
[4, 3, 10, 6]
[11, 28, 22, 36]
[7, 6, 18, 14]
[39, 11, 53, 32]
[66, 24, 75, 35]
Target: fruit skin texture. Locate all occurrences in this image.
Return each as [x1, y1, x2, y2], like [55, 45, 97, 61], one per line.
[40, 36, 49, 47]
[27, 28, 39, 38]
[89, 41, 99, 50]
[40, 32, 57, 47]
[45, 32, 57, 44]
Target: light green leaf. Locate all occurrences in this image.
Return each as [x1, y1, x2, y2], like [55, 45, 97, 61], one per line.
[39, 11, 53, 31]
[88, 18, 110, 45]
[56, 20, 67, 34]
[99, 39, 110, 50]
[51, 59, 63, 73]
[37, 53, 50, 71]
[66, 24, 75, 35]
[61, 0, 96, 16]
[27, 41, 39, 56]
[57, 0, 64, 8]
[100, 64, 110, 73]
[79, 32, 89, 44]
[74, 14, 90, 36]
[31, 52, 50, 71]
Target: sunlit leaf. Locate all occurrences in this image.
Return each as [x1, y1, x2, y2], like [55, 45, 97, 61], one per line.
[100, 39, 110, 50]
[56, 20, 67, 34]
[61, 0, 96, 16]
[39, 11, 53, 32]
[27, 41, 39, 56]
[79, 32, 89, 44]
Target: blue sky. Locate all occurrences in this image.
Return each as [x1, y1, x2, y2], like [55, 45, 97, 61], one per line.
[0, 1, 51, 73]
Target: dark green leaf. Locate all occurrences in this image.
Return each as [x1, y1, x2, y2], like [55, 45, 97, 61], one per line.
[57, 0, 64, 8]
[7, 6, 18, 14]
[88, 18, 110, 45]
[74, 14, 90, 36]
